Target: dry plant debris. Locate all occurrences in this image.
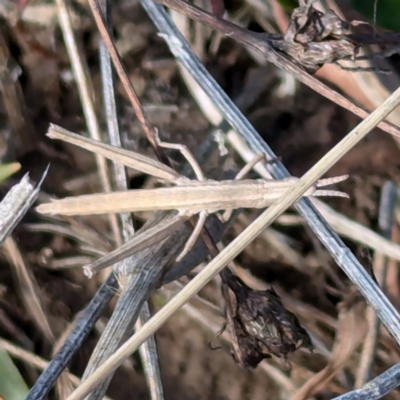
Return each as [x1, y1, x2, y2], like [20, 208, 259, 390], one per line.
[0, 171, 46, 246]
[226, 274, 312, 368]
[2, 0, 400, 399]
[156, 0, 400, 138]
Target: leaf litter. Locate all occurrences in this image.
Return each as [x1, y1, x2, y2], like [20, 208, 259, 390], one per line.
[2, 0, 400, 399]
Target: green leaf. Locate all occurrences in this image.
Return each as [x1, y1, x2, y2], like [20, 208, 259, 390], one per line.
[0, 163, 21, 183]
[0, 349, 29, 400]
[351, 0, 400, 31]
[276, 0, 297, 12]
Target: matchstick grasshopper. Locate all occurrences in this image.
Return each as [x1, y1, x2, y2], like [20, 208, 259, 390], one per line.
[37, 124, 348, 277]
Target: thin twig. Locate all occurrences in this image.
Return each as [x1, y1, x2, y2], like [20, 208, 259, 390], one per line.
[154, 0, 400, 139]
[87, 0, 170, 165]
[333, 362, 400, 400]
[355, 182, 398, 387]
[55, 0, 120, 246]
[3, 236, 74, 398]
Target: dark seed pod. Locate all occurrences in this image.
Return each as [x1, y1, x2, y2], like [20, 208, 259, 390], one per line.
[231, 315, 271, 369]
[227, 275, 312, 368]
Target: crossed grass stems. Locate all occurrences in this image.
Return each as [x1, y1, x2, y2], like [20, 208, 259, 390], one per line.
[38, 122, 354, 374]
[27, 0, 400, 399]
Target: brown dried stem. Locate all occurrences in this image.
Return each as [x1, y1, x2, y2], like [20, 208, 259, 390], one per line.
[154, 0, 400, 139]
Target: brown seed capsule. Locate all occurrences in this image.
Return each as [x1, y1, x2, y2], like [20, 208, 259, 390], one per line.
[227, 275, 312, 368]
[231, 315, 271, 369]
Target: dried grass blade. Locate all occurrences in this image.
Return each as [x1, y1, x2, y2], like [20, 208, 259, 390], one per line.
[333, 362, 400, 399]
[0, 170, 47, 246]
[55, 0, 120, 243]
[83, 214, 189, 277]
[355, 182, 398, 387]
[25, 274, 118, 400]
[47, 124, 179, 182]
[0, 338, 112, 399]
[3, 237, 74, 398]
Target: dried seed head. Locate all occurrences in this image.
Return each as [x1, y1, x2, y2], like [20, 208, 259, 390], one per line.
[227, 275, 312, 368]
[231, 316, 271, 369]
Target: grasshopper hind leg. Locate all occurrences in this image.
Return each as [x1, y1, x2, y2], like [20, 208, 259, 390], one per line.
[176, 211, 208, 262]
[155, 135, 206, 181]
[155, 137, 211, 261]
[154, 134, 211, 262]
[154, 135, 212, 261]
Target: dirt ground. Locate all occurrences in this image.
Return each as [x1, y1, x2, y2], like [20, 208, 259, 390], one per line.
[2, 0, 400, 399]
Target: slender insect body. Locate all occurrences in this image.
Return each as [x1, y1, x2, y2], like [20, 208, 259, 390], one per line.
[36, 177, 341, 217]
[37, 125, 349, 275]
[39, 179, 271, 216]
